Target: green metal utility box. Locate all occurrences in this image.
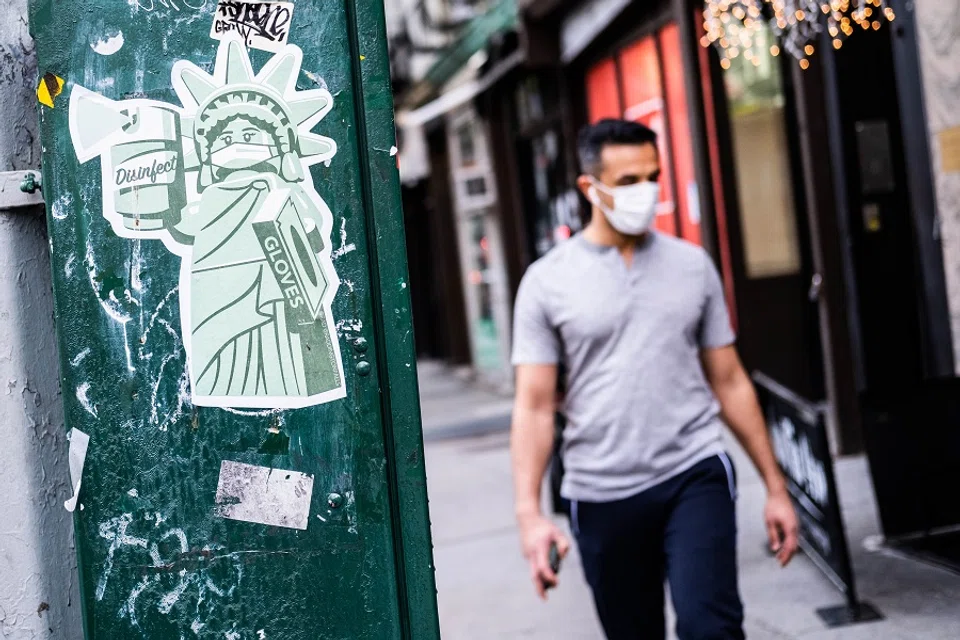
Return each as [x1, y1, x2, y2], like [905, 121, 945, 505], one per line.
[29, 0, 439, 636]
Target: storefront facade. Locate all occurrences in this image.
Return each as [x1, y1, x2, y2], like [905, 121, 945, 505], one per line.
[393, 0, 522, 385]
[506, 0, 960, 568]
[445, 102, 515, 388]
[399, 0, 960, 567]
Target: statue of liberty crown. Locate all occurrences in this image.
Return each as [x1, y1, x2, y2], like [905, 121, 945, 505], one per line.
[171, 38, 337, 187]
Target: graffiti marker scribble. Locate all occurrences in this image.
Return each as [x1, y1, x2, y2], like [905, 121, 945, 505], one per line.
[97, 512, 243, 632]
[210, 0, 293, 52]
[129, 0, 207, 13]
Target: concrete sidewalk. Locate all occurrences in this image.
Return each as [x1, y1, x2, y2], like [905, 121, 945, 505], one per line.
[420, 362, 960, 639]
[418, 360, 514, 441]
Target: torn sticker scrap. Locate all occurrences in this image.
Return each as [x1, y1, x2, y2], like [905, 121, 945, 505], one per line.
[64, 428, 90, 512]
[214, 460, 314, 530]
[91, 31, 125, 56]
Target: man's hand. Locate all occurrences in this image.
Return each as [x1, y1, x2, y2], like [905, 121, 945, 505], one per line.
[517, 512, 571, 599]
[765, 490, 799, 566]
[511, 363, 565, 599]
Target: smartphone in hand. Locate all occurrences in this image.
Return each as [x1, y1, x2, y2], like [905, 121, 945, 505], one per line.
[541, 541, 563, 592]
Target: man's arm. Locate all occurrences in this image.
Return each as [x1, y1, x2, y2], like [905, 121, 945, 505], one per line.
[511, 363, 571, 599]
[701, 345, 799, 566]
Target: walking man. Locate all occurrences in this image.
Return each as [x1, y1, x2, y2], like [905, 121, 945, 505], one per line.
[510, 119, 799, 639]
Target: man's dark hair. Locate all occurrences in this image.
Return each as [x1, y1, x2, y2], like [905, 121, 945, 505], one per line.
[577, 119, 658, 175]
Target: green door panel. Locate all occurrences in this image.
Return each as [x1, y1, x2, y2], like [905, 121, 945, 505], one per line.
[29, 0, 439, 637]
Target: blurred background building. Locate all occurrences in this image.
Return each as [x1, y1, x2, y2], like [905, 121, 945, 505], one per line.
[387, 0, 519, 391]
[388, 0, 960, 572]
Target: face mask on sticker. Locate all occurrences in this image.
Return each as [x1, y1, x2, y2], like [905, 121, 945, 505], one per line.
[588, 179, 660, 236]
[210, 143, 278, 170]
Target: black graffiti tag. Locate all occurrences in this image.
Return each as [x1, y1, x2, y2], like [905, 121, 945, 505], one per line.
[214, 1, 291, 46]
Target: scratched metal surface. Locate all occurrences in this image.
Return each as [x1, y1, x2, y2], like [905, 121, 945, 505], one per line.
[29, 0, 439, 636]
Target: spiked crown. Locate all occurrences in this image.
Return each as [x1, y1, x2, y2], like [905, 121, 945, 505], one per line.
[171, 38, 337, 188]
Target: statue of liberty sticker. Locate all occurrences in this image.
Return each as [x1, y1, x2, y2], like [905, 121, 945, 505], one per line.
[68, 37, 347, 409]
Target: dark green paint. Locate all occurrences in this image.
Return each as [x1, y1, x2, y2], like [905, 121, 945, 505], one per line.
[346, 1, 441, 636]
[29, 0, 439, 637]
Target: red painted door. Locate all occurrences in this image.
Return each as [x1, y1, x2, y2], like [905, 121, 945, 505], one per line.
[618, 37, 677, 236]
[585, 58, 622, 123]
[660, 23, 702, 246]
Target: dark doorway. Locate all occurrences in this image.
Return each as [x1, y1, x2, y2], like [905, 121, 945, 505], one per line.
[402, 180, 443, 359]
[824, 23, 960, 570]
[827, 23, 925, 392]
[423, 125, 473, 366]
[712, 30, 826, 403]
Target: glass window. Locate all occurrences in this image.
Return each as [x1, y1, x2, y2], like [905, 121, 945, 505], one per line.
[512, 74, 575, 259]
[527, 130, 577, 257]
[722, 25, 801, 278]
[457, 122, 476, 167]
[465, 176, 487, 196]
[515, 76, 545, 131]
[467, 213, 502, 371]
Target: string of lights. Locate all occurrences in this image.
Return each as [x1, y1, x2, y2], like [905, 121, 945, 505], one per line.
[701, 0, 896, 68]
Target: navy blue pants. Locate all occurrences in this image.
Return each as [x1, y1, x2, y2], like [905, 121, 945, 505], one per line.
[571, 454, 745, 640]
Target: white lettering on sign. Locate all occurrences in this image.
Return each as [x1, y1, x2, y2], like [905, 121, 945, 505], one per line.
[797, 507, 833, 556]
[214, 460, 314, 530]
[210, 0, 294, 53]
[770, 415, 829, 508]
[114, 150, 179, 189]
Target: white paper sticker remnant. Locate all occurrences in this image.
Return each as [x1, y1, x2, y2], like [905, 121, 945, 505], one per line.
[214, 460, 314, 530]
[91, 31, 124, 56]
[64, 428, 90, 512]
[210, 0, 294, 53]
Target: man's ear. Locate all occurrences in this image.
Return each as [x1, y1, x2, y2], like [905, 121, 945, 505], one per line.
[576, 174, 594, 201]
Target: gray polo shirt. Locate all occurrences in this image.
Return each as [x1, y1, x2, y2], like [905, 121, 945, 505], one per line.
[511, 232, 735, 503]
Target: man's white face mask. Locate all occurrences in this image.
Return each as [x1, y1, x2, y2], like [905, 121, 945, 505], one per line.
[588, 179, 660, 236]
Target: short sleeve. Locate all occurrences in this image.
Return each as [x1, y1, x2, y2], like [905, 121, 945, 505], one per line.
[511, 268, 561, 365]
[698, 252, 736, 349]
